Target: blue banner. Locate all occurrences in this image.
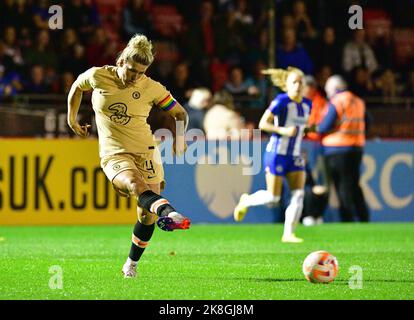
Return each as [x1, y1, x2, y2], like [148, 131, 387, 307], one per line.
[161, 140, 414, 223]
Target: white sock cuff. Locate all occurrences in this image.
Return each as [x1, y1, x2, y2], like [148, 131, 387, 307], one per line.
[127, 257, 138, 265]
[291, 189, 305, 199]
[244, 190, 280, 207]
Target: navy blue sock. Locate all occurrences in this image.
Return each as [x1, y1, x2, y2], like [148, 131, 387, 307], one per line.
[138, 190, 175, 217]
[129, 220, 155, 262]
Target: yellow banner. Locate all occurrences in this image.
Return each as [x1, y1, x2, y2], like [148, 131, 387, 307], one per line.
[0, 139, 136, 225]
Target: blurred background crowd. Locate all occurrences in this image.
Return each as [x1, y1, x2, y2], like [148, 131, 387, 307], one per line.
[1, 0, 414, 137]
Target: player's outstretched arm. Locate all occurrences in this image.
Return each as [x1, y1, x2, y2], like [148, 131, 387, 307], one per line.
[67, 81, 91, 138]
[258, 109, 297, 137]
[165, 102, 188, 156]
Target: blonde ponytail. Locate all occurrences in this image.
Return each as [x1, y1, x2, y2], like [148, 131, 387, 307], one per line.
[262, 67, 304, 92]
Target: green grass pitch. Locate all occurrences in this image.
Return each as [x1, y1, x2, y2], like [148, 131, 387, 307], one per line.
[0, 223, 413, 300]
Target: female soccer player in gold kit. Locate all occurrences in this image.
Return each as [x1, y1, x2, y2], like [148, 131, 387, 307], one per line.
[67, 34, 190, 278]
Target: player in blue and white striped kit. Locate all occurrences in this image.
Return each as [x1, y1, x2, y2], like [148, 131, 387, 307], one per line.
[234, 67, 311, 243]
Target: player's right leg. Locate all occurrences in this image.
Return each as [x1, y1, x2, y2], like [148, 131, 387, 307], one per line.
[122, 181, 162, 278]
[122, 184, 159, 278]
[283, 169, 306, 243]
[122, 206, 156, 278]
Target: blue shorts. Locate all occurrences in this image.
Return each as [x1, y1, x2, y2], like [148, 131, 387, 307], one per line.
[264, 152, 305, 176]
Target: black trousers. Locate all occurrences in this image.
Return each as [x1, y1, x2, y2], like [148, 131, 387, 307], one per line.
[303, 189, 329, 219]
[325, 150, 370, 222]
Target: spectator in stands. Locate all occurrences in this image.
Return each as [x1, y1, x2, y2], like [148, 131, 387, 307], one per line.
[24, 29, 57, 70]
[349, 66, 375, 98]
[32, 0, 51, 30]
[233, 0, 254, 27]
[214, 5, 247, 66]
[185, 0, 217, 85]
[315, 64, 333, 90]
[23, 64, 49, 94]
[58, 71, 75, 95]
[86, 27, 118, 67]
[203, 90, 244, 140]
[384, 0, 414, 28]
[167, 62, 193, 104]
[372, 68, 398, 103]
[232, 0, 255, 42]
[0, 40, 17, 73]
[342, 29, 378, 74]
[314, 26, 342, 73]
[184, 87, 212, 131]
[281, 14, 295, 30]
[14, 0, 33, 33]
[245, 28, 268, 66]
[0, 0, 16, 30]
[122, 0, 153, 41]
[1, 0, 32, 32]
[64, 0, 99, 38]
[0, 64, 12, 100]
[292, 0, 317, 44]
[369, 22, 393, 70]
[209, 57, 229, 92]
[276, 28, 313, 75]
[3, 26, 24, 70]
[247, 60, 269, 109]
[60, 28, 79, 54]
[224, 65, 259, 108]
[0, 64, 21, 102]
[315, 75, 370, 222]
[59, 29, 88, 76]
[59, 28, 81, 70]
[70, 44, 89, 77]
[402, 71, 414, 98]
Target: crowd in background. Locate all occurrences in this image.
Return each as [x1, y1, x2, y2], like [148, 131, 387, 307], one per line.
[1, 0, 414, 133]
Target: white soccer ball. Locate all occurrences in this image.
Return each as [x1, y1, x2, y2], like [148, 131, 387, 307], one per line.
[302, 250, 339, 283]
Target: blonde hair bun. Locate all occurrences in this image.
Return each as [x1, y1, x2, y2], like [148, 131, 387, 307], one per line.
[116, 34, 154, 66]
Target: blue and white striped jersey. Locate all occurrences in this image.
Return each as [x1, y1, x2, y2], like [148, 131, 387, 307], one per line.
[266, 93, 312, 157]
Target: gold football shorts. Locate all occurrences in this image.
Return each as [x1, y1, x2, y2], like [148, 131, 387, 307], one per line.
[101, 148, 164, 196]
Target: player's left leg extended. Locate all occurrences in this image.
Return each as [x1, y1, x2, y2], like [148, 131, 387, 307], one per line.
[283, 170, 305, 243]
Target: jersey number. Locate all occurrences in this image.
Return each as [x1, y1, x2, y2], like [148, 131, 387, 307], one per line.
[145, 160, 156, 177]
[294, 157, 305, 167]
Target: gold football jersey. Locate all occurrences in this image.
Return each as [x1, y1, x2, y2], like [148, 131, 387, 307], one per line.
[76, 66, 176, 157]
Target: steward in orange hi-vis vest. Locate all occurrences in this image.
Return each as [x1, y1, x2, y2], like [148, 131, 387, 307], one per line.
[316, 75, 369, 222]
[322, 91, 366, 148]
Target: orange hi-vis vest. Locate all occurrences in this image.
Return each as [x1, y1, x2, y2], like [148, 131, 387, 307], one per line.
[307, 91, 328, 141]
[322, 91, 365, 147]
